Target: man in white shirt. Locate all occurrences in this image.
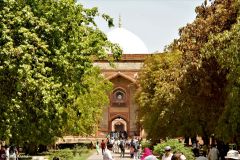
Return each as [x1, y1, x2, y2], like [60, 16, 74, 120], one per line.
[5, 145, 9, 160]
[208, 145, 219, 160]
[162, 146, 173, 160]
[103, 144, 114, 160]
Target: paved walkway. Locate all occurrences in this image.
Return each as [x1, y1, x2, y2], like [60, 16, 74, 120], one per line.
[87, 149, 135, 160]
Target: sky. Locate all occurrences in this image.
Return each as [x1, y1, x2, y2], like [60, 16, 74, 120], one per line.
[78, 0, 203, 53]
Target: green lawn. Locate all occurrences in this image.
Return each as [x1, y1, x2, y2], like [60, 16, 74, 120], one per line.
[45, 147, 95, 160]
[74, 149, 95, 160]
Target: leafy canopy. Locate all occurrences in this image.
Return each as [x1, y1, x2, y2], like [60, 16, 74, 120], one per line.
[154, 139, 194, 160]
[0, 0, 121, 146]
[137, 0, 240, 144]
[202, 15, 240, 142]
[136, 51, 182, 140]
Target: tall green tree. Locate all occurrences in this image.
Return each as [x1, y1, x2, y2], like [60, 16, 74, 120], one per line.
[137, 0, 240, 144]
[170, 0, 240, 144]
[202, 16, 240, 143]
[171, 0, 239, 63]
[64, 67, 112, 136]
[0, 0, 121, 149]
[136, 51, 182, 140]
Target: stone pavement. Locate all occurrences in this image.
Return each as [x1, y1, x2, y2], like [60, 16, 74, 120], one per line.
[87, 149, 134, 160]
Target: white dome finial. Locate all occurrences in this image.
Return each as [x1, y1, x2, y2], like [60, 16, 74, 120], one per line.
[118, 14, 122, 28]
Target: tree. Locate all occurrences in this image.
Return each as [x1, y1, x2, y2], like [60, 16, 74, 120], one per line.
[63, 67, 112, 136]
[137, 0, 240, 144]
[136, 51, 182, 140]
[171, 0, 239, 63]
[0, 0, 121, 151]
[202, 17, 240, 143]
[169, 0, 240, 144]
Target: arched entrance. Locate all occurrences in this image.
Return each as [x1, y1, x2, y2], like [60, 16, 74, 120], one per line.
[111, 117, 127, 132]
[110, 117, 128, 139]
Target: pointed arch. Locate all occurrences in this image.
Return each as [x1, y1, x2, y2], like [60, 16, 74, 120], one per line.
[110, 114, 128, 122]
[106, 71, 136, 84]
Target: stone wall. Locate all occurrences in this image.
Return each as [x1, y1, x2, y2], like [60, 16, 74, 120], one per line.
[94, 54, 149, 137]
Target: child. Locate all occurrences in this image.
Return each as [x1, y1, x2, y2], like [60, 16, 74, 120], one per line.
[130, 145, 134, 158]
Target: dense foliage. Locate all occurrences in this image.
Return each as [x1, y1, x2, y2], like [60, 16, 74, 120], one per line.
[203, 16, 240, 142]
[137, 0, 240, 144]
[154, 139, 194, 160]
[48, 146, 90, 160]
[136, 51, 182, 140]
[0, 0, 121, 149]
[64, 67, 112, 136]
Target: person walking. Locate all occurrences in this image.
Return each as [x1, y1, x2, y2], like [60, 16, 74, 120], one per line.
[103, 144, 114, 160]
[96, 141, 100, 155]
[162, 146, 173, 160]
[133, 140, 140, 160]
[130, 145, 134, 158]
[101, 140, 106, 155]
[119, 139, 125, 158]
[115, 139, 120, 153]
[0, 145, 6, 160]
[208, 144, 219, 160]
[141, 148, 157, 160]
[8, 146, 17, 160]
[5, 146, 9, 160]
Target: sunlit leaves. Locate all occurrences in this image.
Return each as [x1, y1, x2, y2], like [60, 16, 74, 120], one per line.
[169, 0, 240, 143]
[136, 51, 183, 140]
[0, 0, 120, 147]
[138, 0, 240, 143]
[203, 18, 240, 142]
[64, 67, 112, 135]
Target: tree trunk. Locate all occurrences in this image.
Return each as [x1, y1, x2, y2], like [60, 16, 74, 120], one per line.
[24, 143, 38, 155]
[202, 132, 209, 145]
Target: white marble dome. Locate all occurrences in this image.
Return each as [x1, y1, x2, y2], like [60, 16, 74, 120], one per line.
[107, 28, 149, 54]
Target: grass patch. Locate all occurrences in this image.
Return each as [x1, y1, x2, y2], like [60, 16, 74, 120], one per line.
[74, 149, 95, 160]
[46, 146, 94, 160]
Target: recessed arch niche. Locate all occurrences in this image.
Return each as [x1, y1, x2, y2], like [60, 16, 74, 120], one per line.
[112, 88, 126, 105]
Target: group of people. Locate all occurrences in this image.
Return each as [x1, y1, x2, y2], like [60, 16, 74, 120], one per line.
[94, 137, 159, 160]
[161, 146, 186, 160]
[109, 131, 128, 140]
[198, 144, 240, 160]
[0, 145, 18, 160]
[162, 144, 240, 160]
[96, 138, 133, 159]
[96, 140, 186, 160]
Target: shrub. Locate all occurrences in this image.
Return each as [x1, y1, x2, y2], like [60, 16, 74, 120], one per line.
[49, 148, 74, 160]
[141, 140, 152, 149]
[73, 146, 89, 156]
[153, 139, 194, 160]
[48, 146, 91, 159]
[18, 157, 32, 160]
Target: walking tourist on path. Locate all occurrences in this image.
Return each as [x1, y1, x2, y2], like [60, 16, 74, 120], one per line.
[0, 145, 6, 160]
[119, 139, 125, 158]
[208, 144, 219, 160]
[141, 148, 157, 160]
[87, 146, 131, 160]
[103, 144, 114, 160]
[96, 141, 100, 155]
[101, 140, 106, 155]
[162, 146, 173, 160]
